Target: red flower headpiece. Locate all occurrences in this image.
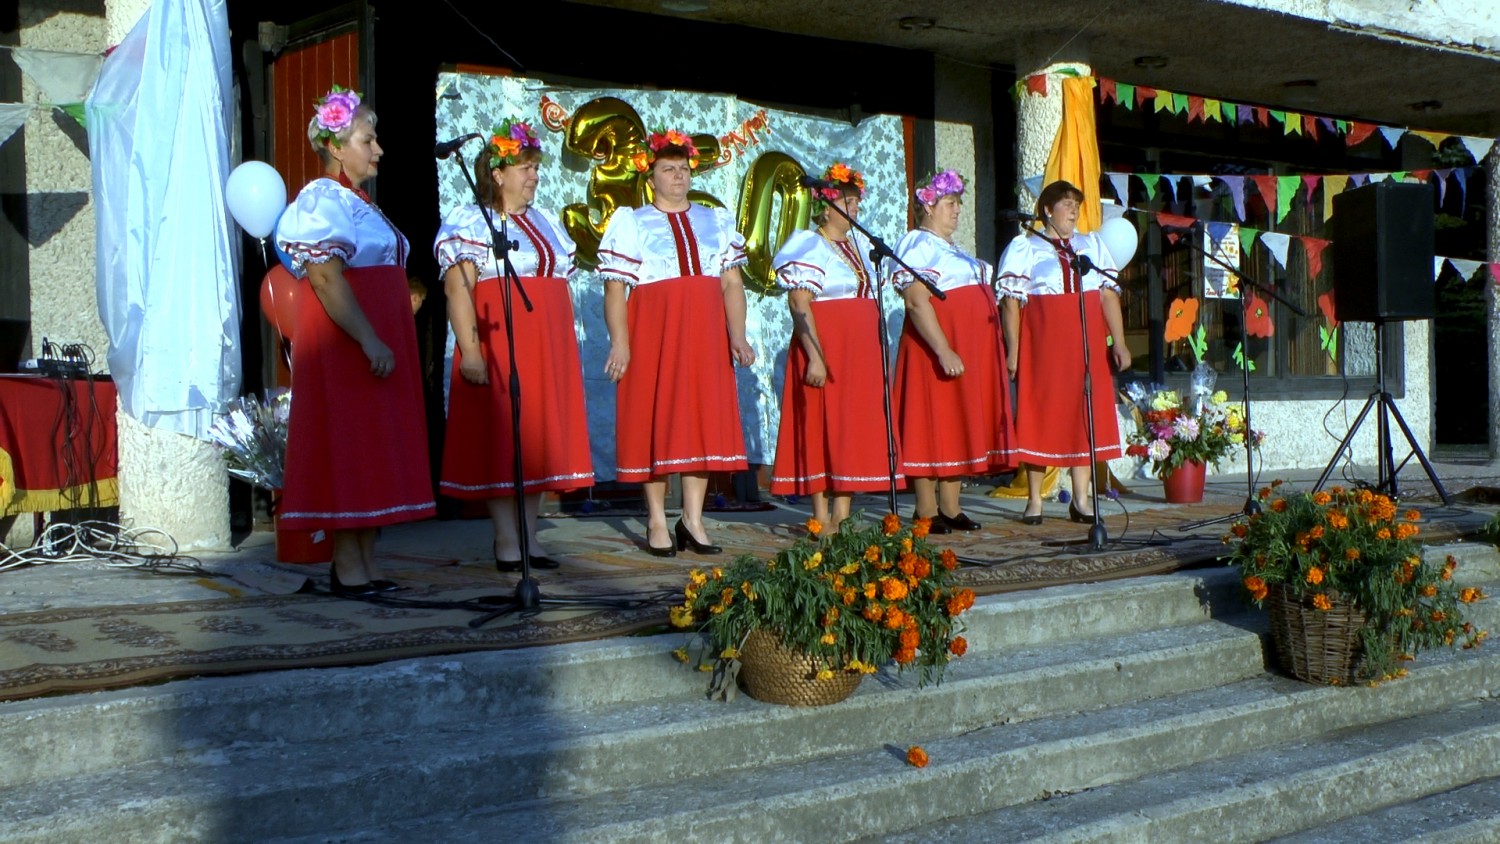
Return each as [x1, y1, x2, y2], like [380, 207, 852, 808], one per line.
[630, 127, 701, 173]
[815, 161, 866, 202]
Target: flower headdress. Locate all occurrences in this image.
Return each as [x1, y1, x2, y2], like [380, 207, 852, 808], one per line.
[815, 161, 867, 203]
[915, 169, 966, 206]
[487, 118, 544, 168]
[312, 85, 362, 147]
[630, 128, 701, 173]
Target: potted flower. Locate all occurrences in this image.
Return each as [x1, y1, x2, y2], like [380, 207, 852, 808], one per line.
[670, 514, 974, 705]
[1225, 482, 1486, 685]
[1125, 383, 1261, 503]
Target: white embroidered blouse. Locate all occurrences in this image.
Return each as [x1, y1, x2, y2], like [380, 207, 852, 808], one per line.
[596, 204, 747, 286]
[889, 228, 993, 294]
[996, 231, 1121, 304]
[772, 229, 878, 300]
[276, 178, 409, 277]
[433, 204, 577, 280]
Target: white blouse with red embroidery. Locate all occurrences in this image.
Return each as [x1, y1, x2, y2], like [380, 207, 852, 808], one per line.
[996, 231, 1120, 304]
[772, 228, 878, 300]
[276, 178, 409, 277]
[433, 204, 577, 280]
[888, 228, 993, 294]
[596, 204, 747, 287]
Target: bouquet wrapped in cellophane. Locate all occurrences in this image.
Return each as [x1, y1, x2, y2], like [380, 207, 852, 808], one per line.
[208, 390, 291, 490]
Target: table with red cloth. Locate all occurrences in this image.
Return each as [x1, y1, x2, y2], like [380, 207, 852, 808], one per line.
[0, 375, 119, 517]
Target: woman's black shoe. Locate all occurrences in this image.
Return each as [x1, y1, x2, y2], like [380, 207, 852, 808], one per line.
[675, 519, 722, 555]
[646, 543, 676, 558]
[370, 579, 408, 593]
[941, 511, 982, 531]
[1019, 508, 1044, 526]
[496, 555, 561, 572]
[915, 513, 952, 534]
[329, 566, 380, 598]
[1068, 501, 1096, 523]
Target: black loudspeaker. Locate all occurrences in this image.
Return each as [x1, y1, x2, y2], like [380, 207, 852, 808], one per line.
[1331, 182, 1435, 322]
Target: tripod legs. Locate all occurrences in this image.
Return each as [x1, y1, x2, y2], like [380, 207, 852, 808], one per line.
[1313, 390, 1450, 504]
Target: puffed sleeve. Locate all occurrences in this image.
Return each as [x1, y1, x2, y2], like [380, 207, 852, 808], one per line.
[715, 206, 748, 275]
[995, 233, 1035, 304]
[771, 229, 826, 296]
[597, 208, 642, 286]
[889, 229, 943, 291]
[1083, 231, 1122, 294]
[433, 204, 491, 276]
[539, 209, 578, 278]
[276, 180, 355, 278]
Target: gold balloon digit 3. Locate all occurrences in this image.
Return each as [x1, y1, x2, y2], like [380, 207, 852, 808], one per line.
[561, 97, 649, 269]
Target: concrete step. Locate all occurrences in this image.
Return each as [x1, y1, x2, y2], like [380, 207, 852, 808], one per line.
[0, 569, 1241, 792]
[0, 613, 1266, 844]
[1266, 777, 1500, 843]
[878, 695, 1500, 843]
[283, 646, 1500, 843]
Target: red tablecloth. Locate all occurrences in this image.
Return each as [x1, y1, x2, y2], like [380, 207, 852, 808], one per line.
[0, 375, 118, 516]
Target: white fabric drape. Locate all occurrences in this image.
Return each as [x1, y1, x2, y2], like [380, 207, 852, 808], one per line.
[87, 0, 240, 437]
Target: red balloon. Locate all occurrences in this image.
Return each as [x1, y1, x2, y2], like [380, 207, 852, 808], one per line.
[259, 266, 300, 343]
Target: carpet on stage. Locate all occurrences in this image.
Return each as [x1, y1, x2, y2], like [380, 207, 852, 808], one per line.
[0, 499, 1485, 703]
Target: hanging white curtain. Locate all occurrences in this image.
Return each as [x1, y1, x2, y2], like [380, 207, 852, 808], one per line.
[87, 0, 240, 438]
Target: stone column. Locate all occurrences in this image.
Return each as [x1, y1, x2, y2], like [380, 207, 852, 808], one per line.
[1014, 52, 1090, 212]
[102, 0, 232, 550]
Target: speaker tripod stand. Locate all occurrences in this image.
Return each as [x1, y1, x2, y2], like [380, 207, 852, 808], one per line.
[1313, 320, 1449, 504]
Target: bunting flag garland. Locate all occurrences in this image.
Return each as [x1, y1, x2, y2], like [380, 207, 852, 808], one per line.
[1274, 175, 1299, 223]
[1259, 232, 1291, 270]
[1302, 238, 1330, 277]
[0, 103, 28, 148]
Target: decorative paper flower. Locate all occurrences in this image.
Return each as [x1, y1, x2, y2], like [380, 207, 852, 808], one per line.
[915, 169, 966, 206]
[632, 127, 702, 172]
[487, 117, 543, 168]
[1164, 297, 1200, 343]
[312, 85, 362, 146]
[815, 161, 868, 203]
[1244, 293, 1275, 338]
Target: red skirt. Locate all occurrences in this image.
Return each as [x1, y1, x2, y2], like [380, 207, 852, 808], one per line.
[1013, 290, 1123, 467]
[280, 264, 436, 529]
[615, 276, 748, 483]
[891, 284, 1014, 478]
[441, 275, 594, 498]
[770, 298, 902, 495]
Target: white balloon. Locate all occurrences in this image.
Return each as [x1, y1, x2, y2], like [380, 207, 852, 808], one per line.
[1099, 216, 1139, 267]
[226, 161, 287, 239]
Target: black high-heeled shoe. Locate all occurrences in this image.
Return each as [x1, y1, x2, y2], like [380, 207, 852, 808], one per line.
[329, 566, 380, 598]
[1019, 506, 1044, 526]
[675, 519, 722, 555]
[496, 555, 562, 572]
[1068, 500, 1096, 523]
[940, 511, 983, 531]
[370, 579, 407, 593]
[646, 540, 677, 558]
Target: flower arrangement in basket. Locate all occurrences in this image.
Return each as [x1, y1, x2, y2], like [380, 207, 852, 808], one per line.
[1225, 482, 1487, 684]
[207, 390, 291, 490]
[670, 514, 974, 703]
[1125, 367, 1262, 479]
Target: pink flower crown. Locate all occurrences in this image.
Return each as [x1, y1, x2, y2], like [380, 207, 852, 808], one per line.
[487, 118, 543, 168]
[312, 85, 362, 146]
[629, 128, 700, 173]
[915, 169, 966, 206]
[815, 161, 867, 202]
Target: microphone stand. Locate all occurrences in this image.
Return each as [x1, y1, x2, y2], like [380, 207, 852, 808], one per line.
[443, 148, 646, 625]
[814, 196, 931, 516]
[1161, 218, 1307, 532]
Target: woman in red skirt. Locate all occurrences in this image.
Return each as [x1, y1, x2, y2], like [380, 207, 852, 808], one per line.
[598, 130, 755, 556]
[891, 169, 1014, 534]
[769, 162, 899, 534]
[435, 118, 593, 571]
[275, 85, 435, 596]
[998, 180, 1131, 524]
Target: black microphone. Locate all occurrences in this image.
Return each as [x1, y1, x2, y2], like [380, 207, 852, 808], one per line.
[799, 175, 839, 191]
[1000, 210, 1039, 222]
[434, 133, 483, 160]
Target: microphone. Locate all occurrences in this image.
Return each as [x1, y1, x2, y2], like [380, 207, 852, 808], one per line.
[799, 175, 839, 191]
[434, 133, 483, 160]
[1000, 210, 1039, 222]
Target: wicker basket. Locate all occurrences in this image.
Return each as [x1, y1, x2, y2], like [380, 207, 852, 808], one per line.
[738, 629, 863, 706]
[1266, 583, 1368, 684]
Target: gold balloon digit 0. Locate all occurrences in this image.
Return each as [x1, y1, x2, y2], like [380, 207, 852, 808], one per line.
[561, 97, 648, 269]
[736, 151, 812, 294]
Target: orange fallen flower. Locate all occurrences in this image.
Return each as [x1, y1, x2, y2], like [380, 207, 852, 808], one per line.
[906, 746, 929, 768]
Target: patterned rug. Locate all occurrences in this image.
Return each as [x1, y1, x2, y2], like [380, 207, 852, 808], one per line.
[0, 498, 1487, 702]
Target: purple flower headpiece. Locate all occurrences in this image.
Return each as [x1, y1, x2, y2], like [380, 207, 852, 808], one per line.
[487, 117, 544, 168]
[312, 85, 362, 147]
[915, 169, 966, 206]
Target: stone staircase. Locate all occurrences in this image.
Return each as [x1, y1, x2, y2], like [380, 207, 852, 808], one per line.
[4, 544, 1500, 843]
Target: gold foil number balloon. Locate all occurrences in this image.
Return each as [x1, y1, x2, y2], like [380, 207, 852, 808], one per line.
[562, 97, 649, 269]
[736, 151, 812, 294]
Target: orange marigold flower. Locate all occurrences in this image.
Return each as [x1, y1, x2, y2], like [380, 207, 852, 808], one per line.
[912, 518, 931, 539]
[1243, 575, 1269, 602]
[1231, 523, 1249, 538]
[820, 632, 836, 645]
[1395, 524, 1419, 540]
[1306, 567, 1325, 585]
[882, 513, 901, 535]
[1308, 526, 1325, 540]
[884, 607, 906, 629]
[1357, 489, 1374, 505]
[902, 538, 913, 554]
[1312, 491, 1332, 506]
[940, 548, 958, 571]
[914, 558, 933, 579]
[1405, 509, 1421, 522]
[898, 553, 918, 576]
[1431, 610, 1447, 622]
[1258, 487, 1272, 500]
[880, 577, 909, 601]
[1270, 499, 1288, 513]
[949, 636, 968, 656]
[862, 605, 883, 622]
[865, 545, 881, 563]
[842, 589, 857, 605]
[1327, 512, 1349, 530]
[807, 518, 823, 535]
[1461, 587, 1484, 603]
[1421, 584, 1438, 598]
[894, 647, 916, 665]
[899, 626, 920, 650]
[900, 746, 924, 773]
[863, 583, 878, 600]
[1345, 548, 1361, 561]
[823, 607, 840, 626]
[1376, 528, 1391, 541]
[1312, 593, 1333, 611]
